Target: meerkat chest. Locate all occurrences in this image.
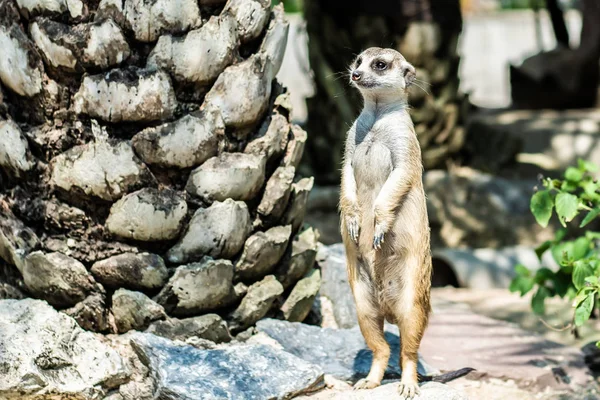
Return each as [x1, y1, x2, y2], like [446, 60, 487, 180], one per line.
[352, 131, 393, 187]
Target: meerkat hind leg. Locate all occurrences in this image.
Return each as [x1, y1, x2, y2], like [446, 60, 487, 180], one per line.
[351, 280, 390, 390]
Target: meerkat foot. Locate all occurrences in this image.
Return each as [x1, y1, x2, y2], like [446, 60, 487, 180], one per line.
[373, 222, 387, 250]
[353, 378, 380, 390]
[345, 214, 360, 243]
[397, 382, 420, 399]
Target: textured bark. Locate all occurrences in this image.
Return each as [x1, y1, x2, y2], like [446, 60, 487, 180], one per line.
[0, 1, 318, 333]
[302, 0, 466, 184]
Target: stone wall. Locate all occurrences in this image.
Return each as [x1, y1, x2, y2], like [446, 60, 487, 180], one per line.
[0, 0, 319, 339]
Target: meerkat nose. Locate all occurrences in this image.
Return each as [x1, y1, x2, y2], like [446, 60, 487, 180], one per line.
[351, 70, 362, 81]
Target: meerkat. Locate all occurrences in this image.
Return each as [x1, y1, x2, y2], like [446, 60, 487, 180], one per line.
[339, 47, 472, 398]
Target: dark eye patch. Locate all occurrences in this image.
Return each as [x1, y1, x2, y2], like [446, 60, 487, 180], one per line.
[372, 60, 387, 70]
[355, 57, 362, 68]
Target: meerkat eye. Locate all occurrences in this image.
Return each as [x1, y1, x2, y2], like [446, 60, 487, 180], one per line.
[355, 57, 362, 67]
[374, 61, 387, 70]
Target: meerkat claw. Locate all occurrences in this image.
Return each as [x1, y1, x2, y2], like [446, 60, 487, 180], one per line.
[346, 215, 360, 243]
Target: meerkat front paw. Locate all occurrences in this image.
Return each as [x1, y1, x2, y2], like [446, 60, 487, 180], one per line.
[373, 221, 388, 250]
[353, 378, 380, 390]
[397, 382, 420, 399]
[345, 213, 360, 243]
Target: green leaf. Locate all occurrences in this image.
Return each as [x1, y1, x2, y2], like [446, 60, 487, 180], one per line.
[561, 180, 578, 192]
[555, 193, 579, 226]
[586, 231, 600, 240]
[552, 271, 572, 298]
[530, 190, 554, 228]
[552, 242, 574, 266]
[578, 159, 598, 173]
[583, 181, 599, 197]
[509, 276, 534, 296]
[515, 264, 531, 277]
[533, 268, 554, 284]
[581, 209, 600, 228]
[572, 237, 591, 260]
[532, 286, 550, 315]
[535, 241, 552, 261]
[573, 288, 594, 307]
[565, 167, 583, 182]
[575, 292, 595, 327]
[555, 229, 567, 242]
[573, 260, 594, 290]
[585, 276, 599, 285]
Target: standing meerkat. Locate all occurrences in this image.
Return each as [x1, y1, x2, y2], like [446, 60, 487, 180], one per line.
[340, 47, 471, 398]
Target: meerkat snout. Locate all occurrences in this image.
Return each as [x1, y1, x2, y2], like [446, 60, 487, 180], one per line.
[349, 47, 415, 93]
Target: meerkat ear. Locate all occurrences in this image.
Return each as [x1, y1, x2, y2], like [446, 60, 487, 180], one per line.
[401, 62, 416, 87]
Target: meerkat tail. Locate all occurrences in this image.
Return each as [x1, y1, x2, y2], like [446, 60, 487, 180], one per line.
[417, 367, 475, 383]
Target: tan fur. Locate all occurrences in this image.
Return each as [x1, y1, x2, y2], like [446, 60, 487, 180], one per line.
[339, 47, 432, 398]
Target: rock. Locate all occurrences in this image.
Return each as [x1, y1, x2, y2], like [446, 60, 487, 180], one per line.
[132, 109, 223, 169]
[244, 110, 290, 162]
[282, 176, 314, 232]
[73, 67, 177, 122]
[155, 257, 235, 317]
[424, 167, 552, 248]
[398, 22, 441, 67]
[0, 208, 40, 273]
[0, 9, 44, 97]
[91, 252, 169, 292]
[130, 332, 324, 399]
[260, 4, 289, 76]
[283, 124, 307, 169]
[31, 18, 129, 72]
[276, 227, 318, 289]
[317, 243, 358, 328]
[257, 166, 295, 221]
[50, 140, 155, 201]
[234, 281, 248, 298]
[0, 119, 35, 177]
[300, 381, 468, 400]
[167, 199, 251, 264]
[228, 275, 283, 332]
[97, 0, 202, 43]
[63, 293, 111, 332]
[256, 318, 437, 382]
[203, 54, 273, 129]
[281, 268, 321, 322]
[0, 298, 129, 398]
[147, 13, 237, 87]
[14, 0, 86, 20]
[186, 152, 266, 202]
[147, 313, 232, 343]
[235, 225, 291, 282]
[224, 0, 270, 43]
[105, 188, 187, 241]
[112, 289, 166, 333]
[22, 251, 97, 308]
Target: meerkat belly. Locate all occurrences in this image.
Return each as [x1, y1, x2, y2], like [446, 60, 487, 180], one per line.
[352, 140, 393, 207]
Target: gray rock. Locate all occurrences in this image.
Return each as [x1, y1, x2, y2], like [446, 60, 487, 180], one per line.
[283, 124, 307, 169]
[147, 13, 237, 86]
[260, 4, 289, 76]
[0, 209, 40, 273]
[0, 298, 129, 398]
[281, 269, 321, 322]
[244, 111, 289, 161]
[91, 252, 169, 292]
[50, 140, 155, 201]
[15, 0, 87, 19]
[73, 67, 177, 122]
[147, 313, 232, 343]
[235, 225, 291, 282]
[130, 332, 324, 400]
[186, 152, 266, 203]
[167, 199, 251, 264]
[0, 10, 44, 97]
[398, 22, 441, 67]
[97, 0, 202, 42]
[0, 119, 35, 177]
[132, 109, 223, 169]
[105, 188, 187, 241]
[228, 275, 283, 332]
[276, 227, 318, 289]
[301, 381, 467, 400]
[257, 166, 295, 221]
[112, 289, 166, 333]
[204, 54, 273, 129]
[224, 0, 270, 43]
[282, 177, 314, 232]
[317, 243, 358, 328]
[63, 293, 111, 332]
[234, 281, 248, 298]
[30, 18, 130, 71]
[22, 251, 97, 308]
[155, 257, 235, 317]
[256, 318, 437, 382]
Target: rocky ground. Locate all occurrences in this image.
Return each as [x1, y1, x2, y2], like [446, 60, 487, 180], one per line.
[1, 244, 599, 400]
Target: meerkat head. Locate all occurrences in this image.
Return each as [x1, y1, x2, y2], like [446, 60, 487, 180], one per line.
[349, 47, 416, 100]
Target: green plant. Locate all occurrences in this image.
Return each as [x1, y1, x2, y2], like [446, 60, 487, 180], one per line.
[510, 159, 600, 334]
